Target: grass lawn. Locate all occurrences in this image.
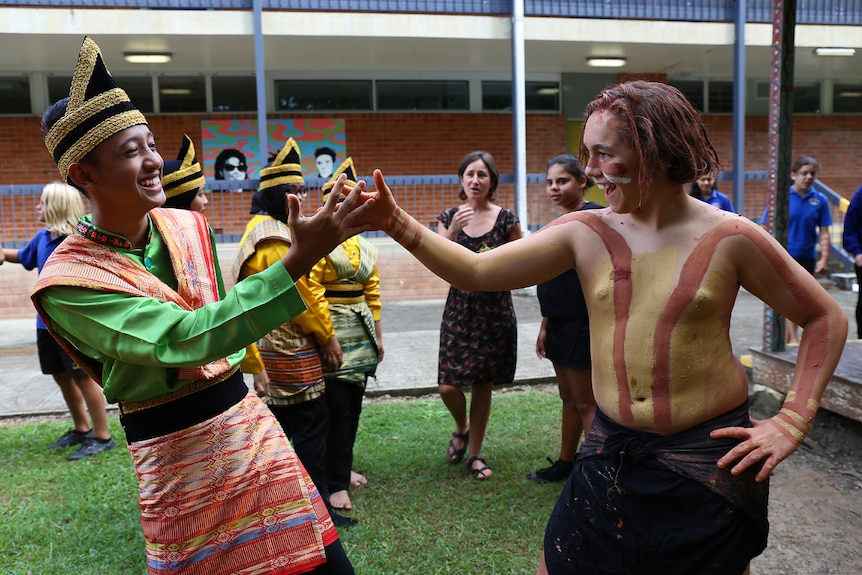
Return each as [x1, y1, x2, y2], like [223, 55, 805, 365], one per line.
[0, 385, 565, 574]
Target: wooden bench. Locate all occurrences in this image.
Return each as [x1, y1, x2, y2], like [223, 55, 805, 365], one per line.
[831, 272, 857, 291]
[750, 341, 862, 424]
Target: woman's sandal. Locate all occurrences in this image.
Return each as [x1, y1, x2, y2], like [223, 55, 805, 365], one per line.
[447, 431, 469, 463]
[467, 455, 492, 480]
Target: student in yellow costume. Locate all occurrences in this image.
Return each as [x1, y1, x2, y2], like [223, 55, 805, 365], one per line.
[234, 137, 356, 528]
[308, 158, 383, 513]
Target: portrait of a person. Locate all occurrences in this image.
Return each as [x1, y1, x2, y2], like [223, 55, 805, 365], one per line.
[214, 148, 249, 192]
[315, 146, 337, 180]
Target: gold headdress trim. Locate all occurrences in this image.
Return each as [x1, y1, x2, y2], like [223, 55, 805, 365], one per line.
[44, 37, 148, 182]
[54, 110, 148, 183]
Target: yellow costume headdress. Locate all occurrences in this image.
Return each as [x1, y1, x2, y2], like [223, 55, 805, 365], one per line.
[162, 134, 206, 200]
[44, 36, 148, 183]
[258, 137, 304, 191]
[321, 157, 358, 201]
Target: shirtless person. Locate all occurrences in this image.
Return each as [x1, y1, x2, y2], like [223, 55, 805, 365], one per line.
[349, 81, 847, 574]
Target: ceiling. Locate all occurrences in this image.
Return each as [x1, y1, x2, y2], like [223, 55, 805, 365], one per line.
[2, 10, 861, 82]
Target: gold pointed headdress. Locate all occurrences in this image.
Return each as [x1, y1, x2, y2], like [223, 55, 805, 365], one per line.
[44, 36, 148, 183]
[162, 134, 206, 199]
[322, 157, 357, 200]
[258, 137, 304, 191]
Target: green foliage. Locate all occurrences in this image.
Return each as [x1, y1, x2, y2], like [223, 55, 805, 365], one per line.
[0, 387, 565, 574]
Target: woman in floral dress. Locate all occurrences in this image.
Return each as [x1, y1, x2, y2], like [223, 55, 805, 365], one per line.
[436, 150, 522, 480]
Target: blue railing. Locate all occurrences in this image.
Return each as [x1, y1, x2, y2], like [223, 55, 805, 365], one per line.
[813, 180, 854, 271]
[2, 172, 852, 263]
[1, 0, 861, 25]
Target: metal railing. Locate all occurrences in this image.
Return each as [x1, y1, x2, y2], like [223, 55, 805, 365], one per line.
[813, 180, 854, 271]
[1, 174, 852, 269]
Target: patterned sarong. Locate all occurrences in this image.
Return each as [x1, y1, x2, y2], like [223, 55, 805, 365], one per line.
[259, 346, 325, 406]
[324, 302, 378, 384]
[320, 239, 379, 385]
[130, 391, 336, 575]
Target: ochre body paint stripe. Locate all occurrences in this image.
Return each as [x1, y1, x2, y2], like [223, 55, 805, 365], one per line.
[650, 221, 740, 427]
[581, 213, 635, 423]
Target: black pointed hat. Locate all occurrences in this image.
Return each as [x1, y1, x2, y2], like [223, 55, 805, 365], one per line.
[258, 137, 304, 191]
[44, 36, 148, 182]
[162, 134, 206, 202]
[322, 157, 357, 200]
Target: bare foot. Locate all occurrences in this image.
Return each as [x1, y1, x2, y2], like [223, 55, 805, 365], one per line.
[330, 490, 353, 510]
[350, 470, 367, 487]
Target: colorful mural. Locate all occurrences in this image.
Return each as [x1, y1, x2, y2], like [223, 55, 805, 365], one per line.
[200, 118, 346, 185]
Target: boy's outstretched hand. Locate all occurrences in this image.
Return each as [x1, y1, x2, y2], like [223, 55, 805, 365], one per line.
[281, 174, 370, 280]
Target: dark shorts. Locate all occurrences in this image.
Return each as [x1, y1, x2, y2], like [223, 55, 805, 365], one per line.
[794, 257, 816, 274]
[544, 404, 768, 575]
[37, 329, 85, 377]
[544, 317, 590, 371]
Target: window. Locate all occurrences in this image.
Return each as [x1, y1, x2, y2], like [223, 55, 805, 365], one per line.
[833, 82, 862, 114]
[158, 76, 206, 113]
[48, 75, 154, 113]
[47, 76, 72, 105]
[275, 80, 372, 111]
[115, 77, 154, 114]
[668, 80, 704, 112]
[482, 81, 560, 111]
[0, 76, 30, 114]
[376, 80, 468, 111]
[212, 76, 257, 112]
[793, 82, 820, 113]
[707, 81, 734, 113]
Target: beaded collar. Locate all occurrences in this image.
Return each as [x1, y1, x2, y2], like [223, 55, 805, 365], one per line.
[76, 215, 152, 252]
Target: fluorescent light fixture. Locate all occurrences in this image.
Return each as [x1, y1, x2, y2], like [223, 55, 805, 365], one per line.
[839, 91, 862, 98]
[159, 88, 192, 95]
[813, 47, 856, 57]
[124, 52, 172, 64]
[586, 56, 627, 68]
[537, 87, 560, 95]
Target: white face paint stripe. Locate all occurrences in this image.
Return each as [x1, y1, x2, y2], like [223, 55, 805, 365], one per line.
[602, 172, 632, 185]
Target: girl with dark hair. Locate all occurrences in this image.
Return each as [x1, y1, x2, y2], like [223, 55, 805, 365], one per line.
[689, 174, 734, 212]
[528, 154, 601, 483]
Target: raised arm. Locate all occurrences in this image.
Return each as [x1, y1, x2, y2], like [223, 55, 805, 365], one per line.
[355, 169, 575, 292]
[712, 222, 847, 481]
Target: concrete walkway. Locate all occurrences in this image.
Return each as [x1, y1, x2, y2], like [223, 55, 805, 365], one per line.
[0, 291, 554, 418]
[1, 281, 856, 420]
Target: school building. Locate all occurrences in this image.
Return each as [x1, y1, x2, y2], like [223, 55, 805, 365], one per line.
[0, 0, 861, 315]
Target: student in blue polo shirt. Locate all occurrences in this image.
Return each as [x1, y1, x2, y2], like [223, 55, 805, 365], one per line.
[842, 183, 862, 339]
[689, 174, 734, 212]
[760, 155, 832, 344]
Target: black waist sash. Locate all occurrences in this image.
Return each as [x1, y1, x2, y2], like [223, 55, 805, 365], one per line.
[582, 401, 768, 523]
[120, 370, 248, 442]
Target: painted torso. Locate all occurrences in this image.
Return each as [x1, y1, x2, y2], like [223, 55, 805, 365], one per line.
[558, 206, 758, 434]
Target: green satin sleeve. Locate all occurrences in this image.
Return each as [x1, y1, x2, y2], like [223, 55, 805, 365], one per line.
[39, 263, 307, 403]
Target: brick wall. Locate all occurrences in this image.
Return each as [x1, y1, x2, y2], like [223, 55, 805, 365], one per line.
[7, 111, 862, 199]
[4, 112, 568, 186]
[4, 108, 862, 315]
